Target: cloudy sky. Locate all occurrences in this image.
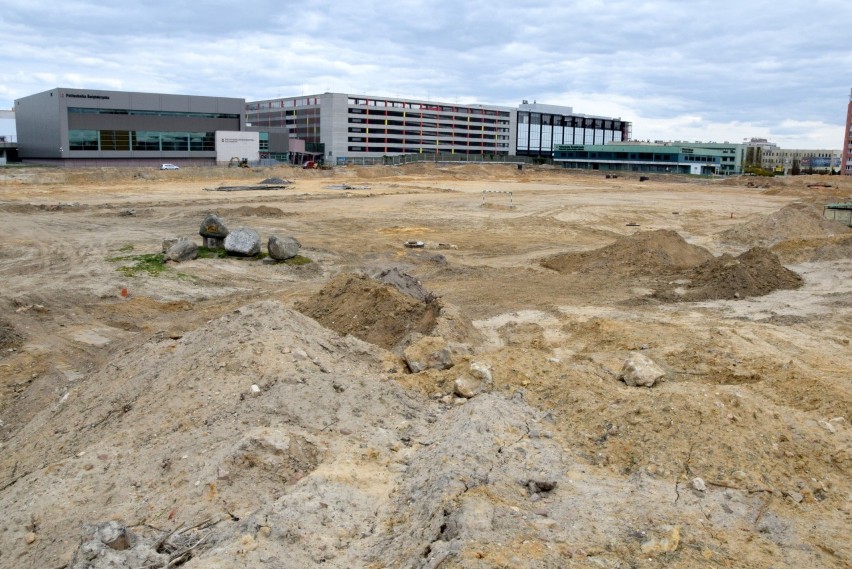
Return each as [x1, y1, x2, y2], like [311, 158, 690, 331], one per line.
[1, 0, 850, 148]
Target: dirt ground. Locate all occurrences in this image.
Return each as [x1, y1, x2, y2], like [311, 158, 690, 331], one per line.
[0, 163, 850, 568]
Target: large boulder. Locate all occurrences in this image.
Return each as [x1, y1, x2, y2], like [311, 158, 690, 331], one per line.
[164, 238, 198, 262]
[199, 213, 228, 238]
[268, 235, 301, 260]
[225, 227, 261, 256]
[619, 351, 665, 387]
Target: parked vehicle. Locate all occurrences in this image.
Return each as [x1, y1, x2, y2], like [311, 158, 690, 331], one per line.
[160, 163, 180, 170]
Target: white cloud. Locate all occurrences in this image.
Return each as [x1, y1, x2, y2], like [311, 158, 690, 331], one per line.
[1, 0, 850, 148]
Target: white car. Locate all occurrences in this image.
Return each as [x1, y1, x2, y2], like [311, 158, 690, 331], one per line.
[160, 163, 180, 170]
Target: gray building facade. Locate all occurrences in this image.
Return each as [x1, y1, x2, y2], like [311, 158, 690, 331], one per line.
[15, 88, 245, 165]
[247, 93, 517, 164]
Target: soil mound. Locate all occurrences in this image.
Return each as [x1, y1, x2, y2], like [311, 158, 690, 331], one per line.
[674, 247, 803, 301]
[771, 234, 852, 263]
[295, 273, 442, 350]
[720, 202, 852, 247]
[541, 229, 713, 275]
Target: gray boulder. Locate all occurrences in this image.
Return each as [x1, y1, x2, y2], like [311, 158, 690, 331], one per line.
[268, 235, 301, 260]
[165, 238, 198, 262]
[199, 213, 229, 238]
[225, 227, 261, 256]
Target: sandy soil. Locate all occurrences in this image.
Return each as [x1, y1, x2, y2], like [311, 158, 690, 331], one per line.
[0, 163, 850, 568]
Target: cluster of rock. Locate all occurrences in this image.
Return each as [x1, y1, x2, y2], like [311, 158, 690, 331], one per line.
[402, 335, 494, 400]
[163, 213, 302, 262]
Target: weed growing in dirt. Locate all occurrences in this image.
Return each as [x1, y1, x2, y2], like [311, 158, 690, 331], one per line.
[109, 253, 168, 277]
[197, 246, 228, 259]
[114, 244, 134, 253]
[280, 255, 312, 265]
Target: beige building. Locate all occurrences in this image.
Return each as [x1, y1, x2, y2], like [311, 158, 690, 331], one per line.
[743, 138, 841, 174]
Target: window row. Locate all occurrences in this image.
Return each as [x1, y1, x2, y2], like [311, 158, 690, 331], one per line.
[347, 145, 507, 153]
[68, 107, 239, 120]
[68, 130, 216, 151]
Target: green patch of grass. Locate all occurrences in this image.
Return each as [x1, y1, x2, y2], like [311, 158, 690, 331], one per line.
[196, 246, 228, 259]
[279, 255, 312, 265]
[108, 253, 168, 277]
[114, 244, 134, 253]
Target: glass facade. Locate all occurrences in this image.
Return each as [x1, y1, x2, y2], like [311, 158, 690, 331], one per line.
[69, 130, 215, 151]
[517, 112, 628, 157]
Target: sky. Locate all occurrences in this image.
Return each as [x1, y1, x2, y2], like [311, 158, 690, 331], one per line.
[1, 0, 850, 149]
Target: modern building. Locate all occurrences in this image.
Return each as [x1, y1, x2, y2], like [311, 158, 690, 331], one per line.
[842, 88, 852, 176]
[516, 101, 630, 159]
[14, 87, 248, 166]
[553, 142, 731, 175]
[246, 93, 518, 164]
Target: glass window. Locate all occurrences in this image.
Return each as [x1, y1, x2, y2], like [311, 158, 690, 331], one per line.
[133, 131, 160, 151]
[69, 129, 98, 150]
[161, 132, 189, 151]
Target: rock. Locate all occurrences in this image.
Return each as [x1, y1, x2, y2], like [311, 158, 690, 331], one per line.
[199, 213, 229, 238]
[25, 532, 36, 544]
[454, 375, 482, 398]
[165, 238, 198, 262]
[250, 384, 261, 395]
[161, 237, 178, 252]
[268, 235, 301, 260]
[225, 227, 261, 256]
[788, 491, 804, 503]
[403, 336, 454, 373]
[692, 477, 707, 492]
[641, 525, 680, 555]
[454, 361, 494, 398]
[619, 352, 665, 387]
[527, 479, 558, 493]
[469, 361, 492, 384]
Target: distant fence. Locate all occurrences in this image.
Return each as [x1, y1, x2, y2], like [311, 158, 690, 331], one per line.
[336, 153, 537, 167]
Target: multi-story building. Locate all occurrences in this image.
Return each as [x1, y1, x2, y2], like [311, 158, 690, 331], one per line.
[843, 88, 852, 176]
[516, 101, 630, 159]
[245, 93, 631, 165]
[246, 93, 518, 164]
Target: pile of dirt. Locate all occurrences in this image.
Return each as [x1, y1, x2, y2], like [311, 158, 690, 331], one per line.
[720, 202, 852, 247]
[295, 272, 442, 350]
[771, 234, 852, 264]
[541, 229, 713, 275]
[667, 247, 803, 301]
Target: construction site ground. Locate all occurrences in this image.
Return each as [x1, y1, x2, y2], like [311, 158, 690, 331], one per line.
[0, 163, 850, 568]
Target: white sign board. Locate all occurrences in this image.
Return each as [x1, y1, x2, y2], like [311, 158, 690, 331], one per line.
[215, 131, 259, 164]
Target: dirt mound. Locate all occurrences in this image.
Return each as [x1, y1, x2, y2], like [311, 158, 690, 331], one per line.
[671, 247, 803, 301]
[771, 234, 852, 264]
[541, 229, 713, 275]
[295, 273, 442, 350]
[720, 202, 852, 247]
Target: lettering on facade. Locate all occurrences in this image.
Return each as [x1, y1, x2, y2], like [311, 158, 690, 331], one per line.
[65, 93, 111, 100]
[682, 148, 694, 154]
[558, 145, 586, 151]
[221, 138, 255, 143]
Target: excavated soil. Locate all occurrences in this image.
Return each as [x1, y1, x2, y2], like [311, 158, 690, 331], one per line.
[720, 201, 852, 247]
[541, 229, 714, 275]
[0, 165, 850, 569]
[295, 272, 443, 351]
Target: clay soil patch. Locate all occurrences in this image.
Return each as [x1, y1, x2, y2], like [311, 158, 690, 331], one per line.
[295, 272, 441, 350]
